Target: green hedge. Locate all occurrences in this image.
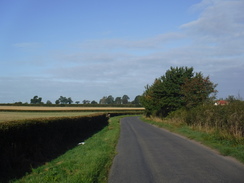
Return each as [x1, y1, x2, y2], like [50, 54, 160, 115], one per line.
[185, 102, 244, 137]
[167, 101, 244, 138]
[0, 113, 108, 181]
[108, 111, 143, 117]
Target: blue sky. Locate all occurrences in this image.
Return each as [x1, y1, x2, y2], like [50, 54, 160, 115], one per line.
[0, 0, 244, 103]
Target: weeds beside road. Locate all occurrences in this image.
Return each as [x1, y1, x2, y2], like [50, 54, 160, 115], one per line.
[142, 101, 244, 163]
[142, 107, 244, 164]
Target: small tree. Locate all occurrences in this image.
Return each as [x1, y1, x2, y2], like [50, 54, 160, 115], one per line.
[122, 95, 130, 104]
[30, 96, 42, 104]
[82, 100, 90, 104]
[46, 100, 52, 105]
[140, 79, 164, 116]
[99, 96, 107, 104]
[56, 96, 73, 104]
[91, 100, 98, 104]
[58, 96, 67, 104]
[106, 95, 114, 104]
[115, 97, 122, 104]
[132, 95, 141, 105]
[67, 97, 73, 104]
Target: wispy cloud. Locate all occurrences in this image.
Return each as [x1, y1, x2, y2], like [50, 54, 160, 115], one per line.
[181, 0, 244, 39]
[79, 32, 184, 50]
[1, 0, 244, 103]
[13, 42, 41, 49]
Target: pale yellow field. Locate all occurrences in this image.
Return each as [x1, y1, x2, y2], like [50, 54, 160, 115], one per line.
[0, 106, 144, 111]
[0, 111, 95, 122]
[0, 106, 144, 122]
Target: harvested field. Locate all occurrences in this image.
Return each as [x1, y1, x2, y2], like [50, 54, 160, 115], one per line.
[0, 106, 144, 122]
[0, 111, 95, 122]
[0, 106, 145, 112]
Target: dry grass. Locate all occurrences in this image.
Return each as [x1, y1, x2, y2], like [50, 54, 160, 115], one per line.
[148, 116, 184, 128]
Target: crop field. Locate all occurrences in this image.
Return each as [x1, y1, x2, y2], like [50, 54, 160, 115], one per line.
[0, 111, 95, 122]
[0, 106, 144, 111]
[0, 106, 144, 122]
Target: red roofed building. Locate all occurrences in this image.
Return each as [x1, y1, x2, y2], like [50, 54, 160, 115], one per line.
[214, 100, 229, 106]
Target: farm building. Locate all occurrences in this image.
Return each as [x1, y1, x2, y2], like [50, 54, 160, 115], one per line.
[214, 100, 229, 106]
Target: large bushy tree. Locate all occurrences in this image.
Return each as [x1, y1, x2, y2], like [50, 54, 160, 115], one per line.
[181, 72, 217, 109]
[140, 67, 217, 117]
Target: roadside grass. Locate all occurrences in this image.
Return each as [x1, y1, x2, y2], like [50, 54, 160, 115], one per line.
[141, 116, 244, 164]
[12, 115, 123, 183]
[0, 112, 95, 122]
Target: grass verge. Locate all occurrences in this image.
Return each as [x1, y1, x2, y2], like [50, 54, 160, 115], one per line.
[141, 116, 244, 164]
[12, 115, 123, 183]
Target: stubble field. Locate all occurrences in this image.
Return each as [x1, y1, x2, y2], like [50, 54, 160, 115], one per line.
[0, 106, 144, 122]
[0, 111, 95, 122]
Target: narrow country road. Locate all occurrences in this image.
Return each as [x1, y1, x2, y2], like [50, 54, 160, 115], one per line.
[108, 116, 244, 183]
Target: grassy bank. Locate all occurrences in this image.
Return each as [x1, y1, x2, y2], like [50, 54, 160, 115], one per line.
[13, 115, 122, 183]
[141, 116, 244, 164]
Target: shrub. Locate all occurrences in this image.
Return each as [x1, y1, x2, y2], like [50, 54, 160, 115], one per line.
[183, 102, 244, 138]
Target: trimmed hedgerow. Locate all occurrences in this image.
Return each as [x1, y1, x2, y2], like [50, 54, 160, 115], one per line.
[0, 113, 108, 182]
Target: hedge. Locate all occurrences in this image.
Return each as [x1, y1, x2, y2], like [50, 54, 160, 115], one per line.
[0, 113, 108, 182]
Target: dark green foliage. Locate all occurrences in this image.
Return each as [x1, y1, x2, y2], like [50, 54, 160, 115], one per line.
[122, 95, 130, 104]
[106, 95, 115, 104]
[0, 111, 142, 182]
[56, 96, 73, 104]
[185, 102, 244, 137]
[132, 95, 141, 105]
[115, 97, 122, 104]
[46, 100, 52, 105]
[140, 66, 217, 117]
[0, 114, 108, 182]
[14, 115, 122, 183]
[99, 95, 130, 105]
[30, 96, 42, 104]
[181, 73, 217, 109]
[109, 111, 143, 117]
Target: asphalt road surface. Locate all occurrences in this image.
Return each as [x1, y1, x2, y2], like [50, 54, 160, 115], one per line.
[108, 116, 244, 183]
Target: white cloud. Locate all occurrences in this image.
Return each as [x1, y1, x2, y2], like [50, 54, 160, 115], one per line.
[178, 0, 244, 98]
[1, 0, 244, 103]
[182, 0, 244, 39]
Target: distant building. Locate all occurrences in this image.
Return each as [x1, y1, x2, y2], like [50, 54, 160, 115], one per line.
[214, 100, 229, 106]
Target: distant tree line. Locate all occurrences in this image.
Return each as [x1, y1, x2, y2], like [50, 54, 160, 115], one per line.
[29, 95, 141, 105]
